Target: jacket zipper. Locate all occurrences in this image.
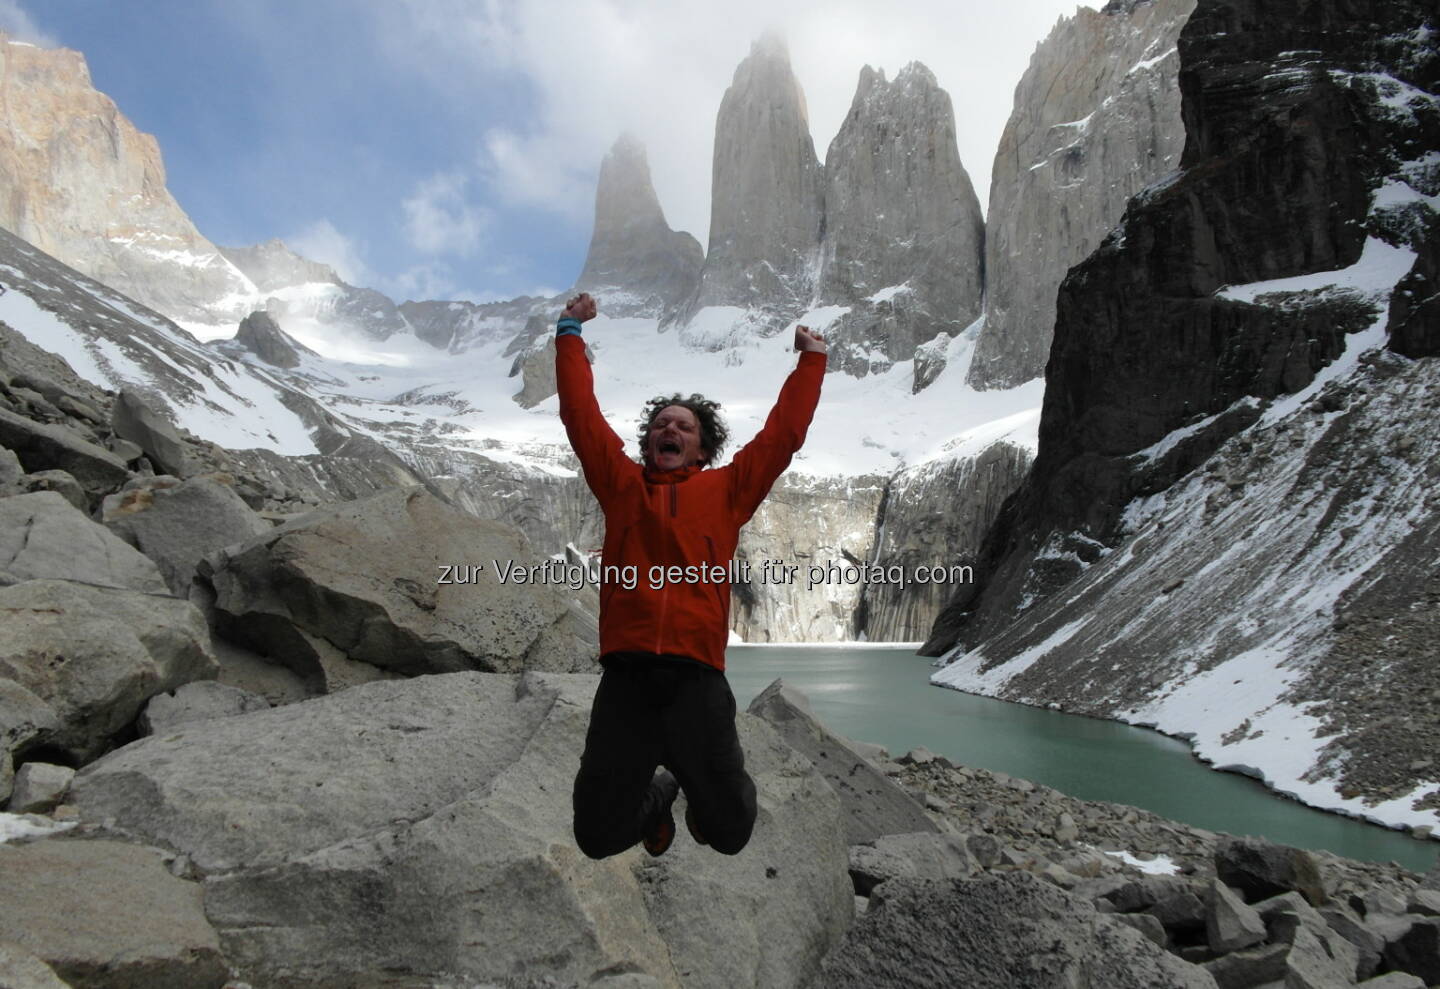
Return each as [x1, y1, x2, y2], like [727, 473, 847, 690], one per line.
[655, 484, 676, 653]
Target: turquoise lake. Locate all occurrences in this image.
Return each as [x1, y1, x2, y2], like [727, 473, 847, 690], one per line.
[726, 644, 1439, 874]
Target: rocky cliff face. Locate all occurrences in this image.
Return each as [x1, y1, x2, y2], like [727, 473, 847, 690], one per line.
[859, 442, 1033, 642]
[927, 0, 1439, 828]
[575, 134, 703, 318]
[816, 63, 985, 381]
[672, 35, 824, 345]
[218, 240, 337, 294]
[967, 0, 1195, 390]
[732, 473, 886, 642]
[0, 34, 256, 326]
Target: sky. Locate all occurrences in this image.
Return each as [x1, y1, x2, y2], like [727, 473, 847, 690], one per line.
[2, 0, 1085, 306]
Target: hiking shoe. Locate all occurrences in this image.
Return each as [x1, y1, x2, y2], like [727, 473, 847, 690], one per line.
[642, 771, 679, 857]
[685, 802, 708, 846]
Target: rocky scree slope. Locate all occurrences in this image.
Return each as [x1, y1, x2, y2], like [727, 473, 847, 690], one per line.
[6, 672, 1438, 987]
[926, 0, 1440, 830]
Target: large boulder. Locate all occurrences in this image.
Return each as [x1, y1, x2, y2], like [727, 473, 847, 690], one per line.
[0, 445, 24, 492]
[0, 408, 129, 497]
[748, 679, 936, 843]
[0, 839, 228, 989]
[202, 486, 599, 681]
[849, 832, 976, 896]
[110, 389, 192, 478]
[1, 678, 59, 804]
[0, 491, 168, 593]
[0, 579, 217, 763]
[72, 671, 853, 988]
[820, 873, 1218, 988]
[137, 680, 269, 736]
[0, 941, 70, 989]
[1215, 835, 1326, 906]
[103, 474, 270, 595]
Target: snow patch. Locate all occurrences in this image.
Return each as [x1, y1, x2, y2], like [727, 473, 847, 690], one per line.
[866, 283, 912, 304]
[1101, 848, 1180, 875]
[0, 813, 76, 843]
[1216, 237, 1415, 304]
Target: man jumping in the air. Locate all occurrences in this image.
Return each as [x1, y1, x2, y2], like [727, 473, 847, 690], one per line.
[557, 291, 826, 858]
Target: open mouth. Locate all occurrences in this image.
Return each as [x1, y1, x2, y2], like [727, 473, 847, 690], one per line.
[659, 441, 681, 455]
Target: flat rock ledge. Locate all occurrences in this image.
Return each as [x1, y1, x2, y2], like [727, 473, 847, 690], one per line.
[62, 671, 852, 988]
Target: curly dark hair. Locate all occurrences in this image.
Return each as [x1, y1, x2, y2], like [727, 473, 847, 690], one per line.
[636, 393, 728, 467]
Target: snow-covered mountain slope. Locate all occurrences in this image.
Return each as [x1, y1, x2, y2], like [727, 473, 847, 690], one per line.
[930, 0, 1439, 832]
[934, 339, 1440, 833]
[0, 225, 324, 455]
[0, 216, 1042, 643]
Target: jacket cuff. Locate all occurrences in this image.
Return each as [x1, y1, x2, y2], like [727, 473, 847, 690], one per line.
[557, 316, 583, 338]
[798, 350, 826, 369]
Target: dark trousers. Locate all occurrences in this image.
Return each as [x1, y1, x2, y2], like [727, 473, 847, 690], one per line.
[572, 658, 757, 858]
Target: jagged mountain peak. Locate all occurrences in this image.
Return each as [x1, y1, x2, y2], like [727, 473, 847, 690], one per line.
[575, 134, 703, 317]
[815, 56, 984, 381]
[0, 31, 256, 327]
[670, 34, 823, 342]
[729, 32, 812, 128]
[747, 30, 790, 62]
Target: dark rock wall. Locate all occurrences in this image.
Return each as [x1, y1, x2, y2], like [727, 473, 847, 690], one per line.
[925, 0, 1439, 654]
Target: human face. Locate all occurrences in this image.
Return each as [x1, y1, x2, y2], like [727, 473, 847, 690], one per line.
[646, 405, 706, 471]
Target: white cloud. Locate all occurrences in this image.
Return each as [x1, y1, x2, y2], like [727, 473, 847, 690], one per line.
[0, 1, 58, 47]
[287, 218, 374, 287]
[387, 262, 464, 302]
[378, 0, 1085, 243]
[402, 171, 491, 256]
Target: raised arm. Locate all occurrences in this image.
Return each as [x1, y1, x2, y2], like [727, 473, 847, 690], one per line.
[727, 325, 828, 522]
[555, 293, 630, 499]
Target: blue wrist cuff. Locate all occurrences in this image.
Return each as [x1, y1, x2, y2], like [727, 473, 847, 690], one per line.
[557, 317, 583, 337]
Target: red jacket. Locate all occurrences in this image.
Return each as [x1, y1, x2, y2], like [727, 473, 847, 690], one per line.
[556, 330, 825, 671]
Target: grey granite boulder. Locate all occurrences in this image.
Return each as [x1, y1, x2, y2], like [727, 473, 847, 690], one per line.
[0, 408, 129, 496]
[103, 474, 270, 595]
[1, 445, 26, 490]
[0, 492, 167, 593]
[0, 679, 59, 805]
[849, 832, 976, 896]
[0, 839, 227, 989]
[0, 579, 217, 762]
[73, 671, 852, 988]
[1206, 879, 1268, 953]
[0, 941, 71, 989]
[203, 486, 598, 681]
[110, 389, 192, 478]
[819, 873, 1218, 988]
[1382, 917, 1440, 985]
[1215, 835, 1326, 906]
[137, 680, 269, 736]
[7, 762, 74, 814]
[19, 470, 86, 511]
[748, 678, 936, 843]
